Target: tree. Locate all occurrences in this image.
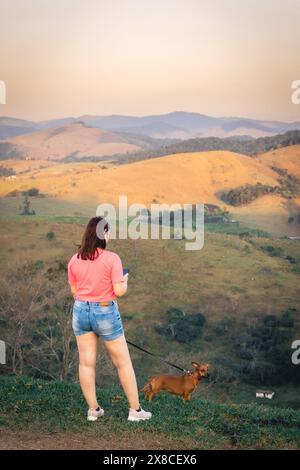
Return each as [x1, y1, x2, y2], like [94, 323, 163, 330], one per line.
[0, 262, 44, 375]
[19, 195, 35, 215]
[0, 262, 76, 380]
[25, 187, 39, 197]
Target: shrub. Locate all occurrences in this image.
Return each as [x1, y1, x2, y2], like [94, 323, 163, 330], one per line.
[155, 324, 171, 336]
[221, 169, 300, 207]
[233, 315, 297, 386]
[214, 316, 233, 336]
[261, 245, 283, 257]
[204, 335, 213, 342]
[263, 315, 279, 327]
[285, 255, 297, 264]
[173, 318, 201, 343]
[35, 260, 45, 269]
[187, 313, 206, 327]
[23, 187, 40, 197]
[221, 182, 277, 206]
[280, 310, 294, 328]
[46, 231, 55, 240]
[166, 308, 185, 322]
[156, 310, 206, 343]
[0, 165, 16, 177]
[211, 356, 239, 383]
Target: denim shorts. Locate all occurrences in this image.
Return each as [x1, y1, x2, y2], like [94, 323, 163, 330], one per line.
[72, 299, 124, 341]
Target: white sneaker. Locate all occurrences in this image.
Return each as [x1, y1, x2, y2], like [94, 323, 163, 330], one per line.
[128, 408, 152, 422]
[87, 407, 105, 421]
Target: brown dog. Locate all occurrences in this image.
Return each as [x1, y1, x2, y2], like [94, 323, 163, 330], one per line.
[140, 362, 209, 401]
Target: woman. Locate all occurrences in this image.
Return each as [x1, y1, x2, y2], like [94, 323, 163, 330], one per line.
[68, 216, 152, 422]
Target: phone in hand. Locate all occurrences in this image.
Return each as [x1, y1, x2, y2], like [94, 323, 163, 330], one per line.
[123, 268, 130, 276]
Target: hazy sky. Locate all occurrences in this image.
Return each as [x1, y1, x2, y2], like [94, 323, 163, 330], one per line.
[0, 0, 300, 121]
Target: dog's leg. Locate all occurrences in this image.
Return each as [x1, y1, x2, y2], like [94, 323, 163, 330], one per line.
[143, 382, 154, 401]
[140, 381, 151, 393]
[183, 393, 191, 401]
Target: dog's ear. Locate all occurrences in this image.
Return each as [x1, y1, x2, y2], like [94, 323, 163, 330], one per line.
[191, 361, 200, 369]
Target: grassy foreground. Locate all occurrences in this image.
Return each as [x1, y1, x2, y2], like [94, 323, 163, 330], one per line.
[0, 375, 300, 449]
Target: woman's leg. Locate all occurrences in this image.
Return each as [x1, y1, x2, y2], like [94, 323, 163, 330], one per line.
[76, 332, 99, 409]
[104, 334, 140, 410]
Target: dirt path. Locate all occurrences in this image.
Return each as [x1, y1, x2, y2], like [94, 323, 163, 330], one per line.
[0, 429, 196, 450]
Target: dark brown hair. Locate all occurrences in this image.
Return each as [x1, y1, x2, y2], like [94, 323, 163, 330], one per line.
[77, 216, 109, 260]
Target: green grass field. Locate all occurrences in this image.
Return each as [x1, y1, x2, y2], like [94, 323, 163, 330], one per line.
[0, 376, 299, 449]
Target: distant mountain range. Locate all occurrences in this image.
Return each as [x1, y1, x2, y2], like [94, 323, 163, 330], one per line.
[0, 112, 300, 162]
[1, 111, 300, 141]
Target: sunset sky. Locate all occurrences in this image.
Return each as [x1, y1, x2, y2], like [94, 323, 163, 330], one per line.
[0, 0, 300, 121]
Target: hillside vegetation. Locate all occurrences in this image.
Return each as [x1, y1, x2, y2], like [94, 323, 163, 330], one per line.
[110, 130, 300, 164]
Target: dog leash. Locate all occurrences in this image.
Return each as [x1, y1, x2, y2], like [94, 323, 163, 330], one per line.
[126, 339, 189, 374]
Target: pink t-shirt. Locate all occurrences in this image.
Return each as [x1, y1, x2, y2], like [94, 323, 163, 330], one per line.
[67, 248, 124, 301]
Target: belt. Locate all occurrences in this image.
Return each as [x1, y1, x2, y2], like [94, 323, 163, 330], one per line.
[75, 300, 114, 306]
[98, 301, 114, 307]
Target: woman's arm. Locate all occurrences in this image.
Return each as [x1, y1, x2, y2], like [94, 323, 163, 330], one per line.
[68, 260, 77, 298]
[113, 273, 128, 297]
[70, 284, 77, 298]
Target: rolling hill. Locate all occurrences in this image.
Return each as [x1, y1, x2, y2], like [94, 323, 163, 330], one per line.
[2, 121, 141, 161]
[0, 116, 39, 140]
[1, 145, 299, 236]
[0, 150, 279, 203]
[258, 144, 300, 178]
